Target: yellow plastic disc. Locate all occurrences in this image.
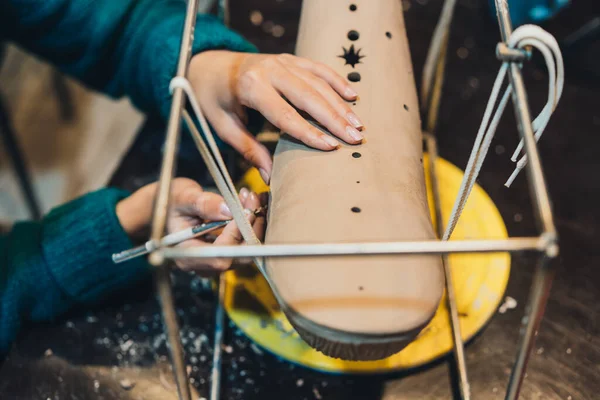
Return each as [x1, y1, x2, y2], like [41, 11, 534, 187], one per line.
[226, 156, 510, 374]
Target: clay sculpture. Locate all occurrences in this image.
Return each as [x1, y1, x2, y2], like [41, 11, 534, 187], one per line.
[265, 0, 444, 361]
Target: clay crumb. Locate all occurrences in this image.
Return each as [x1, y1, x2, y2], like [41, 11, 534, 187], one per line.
[313, 387, 323, 399]
[498, 296, 517, 313]
[120, 379, 135, 390]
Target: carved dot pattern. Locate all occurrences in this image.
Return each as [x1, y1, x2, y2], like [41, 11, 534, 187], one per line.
[348, 72, 361, 82]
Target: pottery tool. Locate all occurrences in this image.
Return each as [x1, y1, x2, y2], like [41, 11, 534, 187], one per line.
[112, 207, 266, 264]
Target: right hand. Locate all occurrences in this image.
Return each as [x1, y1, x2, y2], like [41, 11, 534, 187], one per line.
[188, 51, 365, 184]
[116, 178, 265, 272]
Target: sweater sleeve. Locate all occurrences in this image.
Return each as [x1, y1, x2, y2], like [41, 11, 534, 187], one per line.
[0, 188, 151, 355]
[0, 0, 257, 119]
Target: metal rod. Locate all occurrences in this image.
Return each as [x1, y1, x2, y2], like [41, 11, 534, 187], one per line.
[493, 0, 557, 241]
[148, 1, 201, 399]
[493, 2, 560, 398]
[426, 136, 470, 400]
[156, 268, 191, 400]
[160, 237, 547, 260]
[505, 256, 555, 400]
[149, 1, 200, 246]
[210, 274, 226, 400]
[218, 0, 230, 27]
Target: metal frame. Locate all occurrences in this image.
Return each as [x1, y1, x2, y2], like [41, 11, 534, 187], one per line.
[148, 1, 559, 399]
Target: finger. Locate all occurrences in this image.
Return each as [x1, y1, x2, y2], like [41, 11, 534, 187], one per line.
[278, 54, 359, 100]
[236, 191, 264, 263]
[245, 192, 266, 241]
[173, 182, 232, 220]
[175, 239, 232, 272]
[243, 82, 342, 151]
[270, 68, 363, 144]
[214, 210, 257, 247]
[211, 111, 273, 184]
[207, 217, 250, 269]
[241, 189, 260, 210]
[242, 190, 264, 240]
[252, 213, 266, 242]
[289, 66, 364, 130]
[237, 187, 259, 240]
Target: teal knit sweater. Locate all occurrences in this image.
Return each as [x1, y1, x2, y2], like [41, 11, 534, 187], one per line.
[0, 0, 256, 354]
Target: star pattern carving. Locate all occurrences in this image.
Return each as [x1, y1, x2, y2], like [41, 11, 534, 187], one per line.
[338, 45, 365, 68]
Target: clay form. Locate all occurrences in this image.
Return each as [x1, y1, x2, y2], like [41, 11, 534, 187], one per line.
[265, 0, 444, 361]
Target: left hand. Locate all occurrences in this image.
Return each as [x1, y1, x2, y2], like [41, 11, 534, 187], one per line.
[116, 178, 265, 272]
[188, 51, 364, 184]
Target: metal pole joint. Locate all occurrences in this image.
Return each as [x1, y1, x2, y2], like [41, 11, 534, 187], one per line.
[496, 42, 531, 62]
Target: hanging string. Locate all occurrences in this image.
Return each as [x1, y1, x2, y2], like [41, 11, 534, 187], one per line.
[168, 77, 265, 271]
[443, 24, 563, 240]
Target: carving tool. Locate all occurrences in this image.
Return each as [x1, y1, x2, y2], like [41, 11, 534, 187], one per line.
[112, 207, 266, 264]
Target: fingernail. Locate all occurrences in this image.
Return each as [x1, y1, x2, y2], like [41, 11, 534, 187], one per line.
[321, 135, 340, 149]
[346, 126, 364, 142]
[345, 86, 358, 98]
[249, 192, 258, 203]
[220, 202, 233, 217]
[258, 168, 270, 185]
[346, 113, 364, 129]
[240, 187, 250, 201]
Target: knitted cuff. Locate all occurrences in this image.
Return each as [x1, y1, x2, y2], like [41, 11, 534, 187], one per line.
[41, 188, 151, 306]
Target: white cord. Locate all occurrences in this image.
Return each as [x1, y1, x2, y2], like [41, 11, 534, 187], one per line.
[168, 77, 262, 249]
[443, 24, 563, 240]
[504, 26, 564, 187]
[421, 0, 459, 110]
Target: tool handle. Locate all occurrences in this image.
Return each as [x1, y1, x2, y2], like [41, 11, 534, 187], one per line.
[112, 220, 230, 264]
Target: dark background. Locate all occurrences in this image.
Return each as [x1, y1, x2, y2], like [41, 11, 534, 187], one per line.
[1, 0, 599, 399]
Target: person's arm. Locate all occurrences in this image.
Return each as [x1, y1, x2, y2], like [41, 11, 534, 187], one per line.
[0, 188, 151, 355]
[0, 0, 256, 119]
[0, 179, 263, 356]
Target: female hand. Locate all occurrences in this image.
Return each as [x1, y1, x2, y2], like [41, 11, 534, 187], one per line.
[116, 178, 265, 272]
[188, 51, 364, 184]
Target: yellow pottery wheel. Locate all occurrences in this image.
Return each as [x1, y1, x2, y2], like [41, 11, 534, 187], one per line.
[226, 156, 510, 374]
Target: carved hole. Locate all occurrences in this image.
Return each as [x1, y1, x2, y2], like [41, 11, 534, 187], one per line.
[386, 32, 392, 39]
[349, 4, 357, 11]
[404, 104, 409, 111]
[352, 152, 361, 158]
[351, 207, 361, 213]
[347, 30, 360, 41]
[348, 72, 361, 82]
